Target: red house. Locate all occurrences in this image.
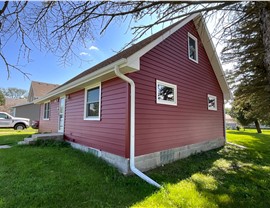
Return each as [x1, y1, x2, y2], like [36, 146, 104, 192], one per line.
[35, 13, 230, 187]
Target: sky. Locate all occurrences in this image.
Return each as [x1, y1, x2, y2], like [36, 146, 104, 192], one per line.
[0, 18, 137, 91]
[0, 3, 228, 97]
[0, 6, 170, 91]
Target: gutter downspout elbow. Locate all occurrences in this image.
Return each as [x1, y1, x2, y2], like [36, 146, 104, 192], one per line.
[114, 66, 161, 189]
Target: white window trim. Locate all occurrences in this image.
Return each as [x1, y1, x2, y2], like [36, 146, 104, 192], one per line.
[43, 101, 50, 120]
[208, 94, 217, 111]
[156, 80, 177, 106]
[188, 32, 198, 63]
[84, 83, 101, 121]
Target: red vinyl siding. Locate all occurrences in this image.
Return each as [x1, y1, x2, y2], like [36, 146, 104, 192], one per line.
[64, 78, 129, 157]
[39, 100, 59, 133]
[129, 20, 225, 156]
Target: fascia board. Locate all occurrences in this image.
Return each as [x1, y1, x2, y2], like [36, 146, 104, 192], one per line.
[127, 13, 201, 69]
[194, 15, 232, 100]
[34, 58, 128, 104]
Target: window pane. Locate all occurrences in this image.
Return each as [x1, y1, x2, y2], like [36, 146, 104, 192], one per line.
[87, 102, 99, 117]
[59, 99, 64, 114]
[208, 98, 216, 108]
[189, 37, 196, 60]
[87, 87, 100, 103]
[0, 113, 7, 119]
[44, 103, 50, 119]
[44, 104, 47, 118]
[208, 95, 217, 111]
[158, 84, 174, 101]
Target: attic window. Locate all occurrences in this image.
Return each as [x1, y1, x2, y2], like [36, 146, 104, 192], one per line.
[156, 80, 177, 106]
[188, 33, 198, 63]
[208, 94, 217, 111]
[84, 84, 101, 120]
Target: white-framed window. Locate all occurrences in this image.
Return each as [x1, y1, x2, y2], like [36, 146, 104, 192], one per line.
[156, 80, 177, 106]
[208, 94, 217, 111]
[43, 102, 50, 120]
[84, 83, 101, 120]
[188, 33, 198, 63]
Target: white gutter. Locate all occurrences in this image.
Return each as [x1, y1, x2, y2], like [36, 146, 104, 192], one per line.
[34, 59, 128, 104]
[114, 66, 161, 189]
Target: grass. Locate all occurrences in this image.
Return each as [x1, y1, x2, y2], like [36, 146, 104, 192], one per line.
[0, 129, 269, 207]
[0, 128, 37, 145]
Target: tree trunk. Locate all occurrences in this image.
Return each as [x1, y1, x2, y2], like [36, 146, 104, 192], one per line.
[259, 2, 270, 90]
[254, 119, 262, 133]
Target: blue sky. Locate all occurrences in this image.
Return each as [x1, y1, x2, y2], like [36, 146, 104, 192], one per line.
[0, 6, 223, 93]
[0, 9, 170, 91]
[0, 18, 136, 90]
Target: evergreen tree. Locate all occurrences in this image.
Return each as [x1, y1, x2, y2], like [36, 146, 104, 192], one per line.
[222, 2, 270, 132]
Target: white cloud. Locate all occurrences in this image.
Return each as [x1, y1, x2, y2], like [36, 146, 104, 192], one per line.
[79, 52, 89, 56]
[89, 46, 99, 51]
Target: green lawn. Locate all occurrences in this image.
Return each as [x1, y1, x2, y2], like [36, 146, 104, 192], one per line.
[0, 129, 269, 207]
[0, 128, 37, 145]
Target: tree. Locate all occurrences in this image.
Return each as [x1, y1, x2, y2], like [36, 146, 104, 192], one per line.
[230, 88, 262, 133]
[0, 1, 259, 76]
[0, 90, 5, 105]
[222, 1, 270, 133]
[0, 88, 27, 99]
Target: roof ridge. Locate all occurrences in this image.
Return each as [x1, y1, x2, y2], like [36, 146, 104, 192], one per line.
[31, 80, 59, 86]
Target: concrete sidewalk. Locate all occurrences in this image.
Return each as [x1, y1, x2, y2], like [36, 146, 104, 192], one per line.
[0, 145, 11, 149]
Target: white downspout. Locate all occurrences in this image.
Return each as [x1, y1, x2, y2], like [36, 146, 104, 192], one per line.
[114, 66, 161, 189]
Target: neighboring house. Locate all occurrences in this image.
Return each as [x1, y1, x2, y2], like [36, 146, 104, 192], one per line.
[12, 102, 40, 124]
[0, 98, 27, 114]
[28, 81, 60, 102]
[12, 81, 59, 123]
[225, 114, 238, 130]
[35, 14, 231, 174]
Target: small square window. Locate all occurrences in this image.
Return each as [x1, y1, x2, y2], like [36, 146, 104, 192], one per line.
[156, 80, 177, 106]
[188, 33, 198, 63]
[208, 94, 217, 111]
[84, 84, 101, 120]
[43, 102, 50, 119]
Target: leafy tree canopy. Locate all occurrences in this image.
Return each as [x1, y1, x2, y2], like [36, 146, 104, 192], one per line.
[0, 90, 5, 105]
[0, 88, 27, 99]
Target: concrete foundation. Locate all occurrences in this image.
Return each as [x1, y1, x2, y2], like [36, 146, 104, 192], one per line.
[68, 137, 225, 174]
[68, 141, 130, 173]
[135, 137, 225, 172]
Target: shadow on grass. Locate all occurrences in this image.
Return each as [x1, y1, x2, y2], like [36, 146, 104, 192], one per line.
[227, 130, 270, 163]
[1, 145, 157, 208]
[1, 130, 269, 207]
[141, 133, 270, 207]
[188, 145, 270, 207]
[0, 134, 32, 146]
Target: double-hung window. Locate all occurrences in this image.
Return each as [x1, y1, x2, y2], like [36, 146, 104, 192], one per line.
[188, 33, 198, 63]
[85, 84, 101, 120]
[44, 102, 50, 119]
